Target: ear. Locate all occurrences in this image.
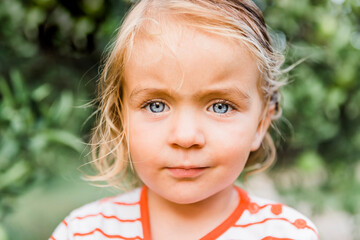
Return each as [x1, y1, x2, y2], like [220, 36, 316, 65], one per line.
[250, 104, 275, 151]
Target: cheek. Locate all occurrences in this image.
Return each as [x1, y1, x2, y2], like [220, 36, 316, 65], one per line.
[127, 114, 166, 162]
[207, 119, 258, 149]
[205, 119, 259, 169]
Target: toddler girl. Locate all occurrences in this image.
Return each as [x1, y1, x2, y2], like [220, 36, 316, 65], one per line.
[50, 0, 318, 239]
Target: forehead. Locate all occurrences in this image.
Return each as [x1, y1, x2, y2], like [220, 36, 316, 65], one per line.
[123, 18, 260, 94]
[131, 20, 244, 64]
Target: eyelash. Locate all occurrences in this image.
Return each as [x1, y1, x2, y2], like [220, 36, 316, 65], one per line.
[141, 99, 169, 112]
[208, 100, 237, 114]
[140, 99, 237, 113]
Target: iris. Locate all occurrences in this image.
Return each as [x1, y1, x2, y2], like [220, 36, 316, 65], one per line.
[212, 103, 229, 114]
[149, 102, 165, 113]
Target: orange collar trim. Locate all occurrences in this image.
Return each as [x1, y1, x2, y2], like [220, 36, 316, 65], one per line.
[139, 186, 249, 240]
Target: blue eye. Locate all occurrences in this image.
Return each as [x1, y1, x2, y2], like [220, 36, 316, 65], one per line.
[146, 101, 169, 113]
[211, 102, 232, 114]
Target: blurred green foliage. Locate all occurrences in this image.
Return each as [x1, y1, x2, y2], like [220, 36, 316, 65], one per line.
[0, 69, 83, 206]
[260, 0, 360, 216]
[0, 0, 359, 238]
[0, 0, 131, 237]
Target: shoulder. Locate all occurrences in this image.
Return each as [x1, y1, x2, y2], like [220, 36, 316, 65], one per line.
[66, 187, 142, 221]
[245, 194, 318, 231]
[223, 188, 319, 240]
[50, 187, 144, 240]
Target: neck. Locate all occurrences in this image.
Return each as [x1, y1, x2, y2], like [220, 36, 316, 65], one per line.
[149, 185, 237, 217]
[146, 185, 239, 239]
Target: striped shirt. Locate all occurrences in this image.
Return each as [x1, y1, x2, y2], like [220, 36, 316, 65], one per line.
[50, 186, 318, 240]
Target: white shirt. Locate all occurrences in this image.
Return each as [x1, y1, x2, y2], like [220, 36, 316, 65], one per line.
[50, 186, 318, 240]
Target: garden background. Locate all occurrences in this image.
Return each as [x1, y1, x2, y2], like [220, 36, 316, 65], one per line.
[0, 0, 359, 239]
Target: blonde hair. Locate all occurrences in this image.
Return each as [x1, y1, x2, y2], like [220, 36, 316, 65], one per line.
[87, 0, 285, 188]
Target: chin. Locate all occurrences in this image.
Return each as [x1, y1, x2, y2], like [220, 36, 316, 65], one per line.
[167, 195, 205, 205]
[162, 189, 214, 205]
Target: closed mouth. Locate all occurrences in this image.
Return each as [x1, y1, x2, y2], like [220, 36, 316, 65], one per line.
[166, 166, 209, 178]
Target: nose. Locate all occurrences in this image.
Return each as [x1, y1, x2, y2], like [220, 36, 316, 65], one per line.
[168, 109, 205, 149]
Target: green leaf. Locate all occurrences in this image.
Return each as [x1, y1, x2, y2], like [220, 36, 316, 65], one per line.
[31, 84, 52, 102]
[38, 129, 84, 153]
[9, 70, 28, 105]
[0, 224, 9, 240]
[48, 91, 74, 124]
[0, 136, 20, 166]
[0, 161, 31, 191]
[0, 76, 14, 107]
[296, 151, 324, 172]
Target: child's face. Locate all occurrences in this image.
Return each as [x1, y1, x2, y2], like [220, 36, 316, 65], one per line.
[123, 22, 270, 204]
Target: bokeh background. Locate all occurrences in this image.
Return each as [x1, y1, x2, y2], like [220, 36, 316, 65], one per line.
[0, 0, 359, 239]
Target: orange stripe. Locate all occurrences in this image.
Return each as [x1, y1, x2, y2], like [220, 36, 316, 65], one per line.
[235, 217, 318, 236]
[75, 212, 140, 223]
[140, 187, 151, 240]
[200, 186, 250, 240]
[73, 228, 142, 239]
[50, 236, 56, 240]
[262, 237, 293, 240]
[257, 203, 283, 215]
[259, 204, 272, 210]
[112, 201, 140, 206]
[248, 202, 283, 214]
[62, 220, 68, 227]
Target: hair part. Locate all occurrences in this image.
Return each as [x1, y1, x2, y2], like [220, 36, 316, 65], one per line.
[86, 0, 286, 189]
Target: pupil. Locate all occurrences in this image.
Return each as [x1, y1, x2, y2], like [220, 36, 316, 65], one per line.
[214, 103, 228, 113]
[150, 102, 164, 112]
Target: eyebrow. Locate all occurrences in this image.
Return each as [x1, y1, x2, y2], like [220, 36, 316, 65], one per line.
[129, 87, 252, 104]
[129, 88, 176, 101]
[195, 88, 252, 103]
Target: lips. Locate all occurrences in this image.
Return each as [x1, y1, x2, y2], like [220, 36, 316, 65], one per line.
[166, 167, 208, 178]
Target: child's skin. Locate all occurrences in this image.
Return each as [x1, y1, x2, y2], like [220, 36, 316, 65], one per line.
[123, 19, 273, 240]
